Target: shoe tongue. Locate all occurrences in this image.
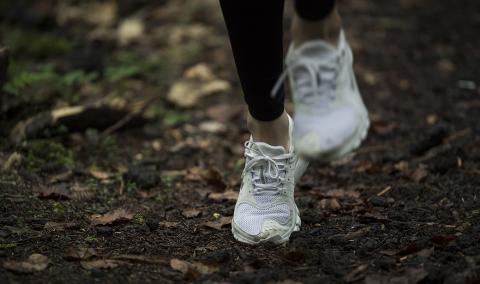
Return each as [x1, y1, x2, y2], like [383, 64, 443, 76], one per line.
[295, 41, 336, 58]
[254, 142, 287, 156]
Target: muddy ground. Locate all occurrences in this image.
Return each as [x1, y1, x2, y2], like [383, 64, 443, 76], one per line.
[0, 0, 479, 283]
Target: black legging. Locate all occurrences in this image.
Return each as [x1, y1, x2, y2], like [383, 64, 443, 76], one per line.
[219, 0, 336, 121]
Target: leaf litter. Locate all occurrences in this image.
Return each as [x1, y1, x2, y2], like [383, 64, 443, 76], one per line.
[88, 208, 135, 226]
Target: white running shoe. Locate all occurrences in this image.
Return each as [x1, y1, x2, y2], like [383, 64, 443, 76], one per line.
[272, 30, 369, 161]
[232, 115, 308, 245]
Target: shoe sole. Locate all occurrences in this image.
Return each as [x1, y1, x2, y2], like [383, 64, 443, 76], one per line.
[231, 205, 301, 245]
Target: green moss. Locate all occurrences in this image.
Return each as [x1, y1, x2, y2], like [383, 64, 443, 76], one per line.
[2, 27, 74, 59]
[23, 140, 74, 173]
[52, 202, 65, 215]
[105, 52, 172, 83]
[0, 243, 16, 249]
[84, 236, 98, 243]
[133, 213, 146, 225]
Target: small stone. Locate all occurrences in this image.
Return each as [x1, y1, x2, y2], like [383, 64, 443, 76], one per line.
[146, 218, 159, 231]
[125, 165, 160, 189]
[370, 196, 388, 207]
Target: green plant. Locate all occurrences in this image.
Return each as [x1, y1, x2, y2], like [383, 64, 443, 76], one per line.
[23, 140, 74, 173]
[4, 63, 98, 101]
[2, 27, 74, 58]
[105, 52, 172, 83]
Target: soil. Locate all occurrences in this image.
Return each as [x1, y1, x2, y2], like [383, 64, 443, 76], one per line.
[0, 0, 479, 283]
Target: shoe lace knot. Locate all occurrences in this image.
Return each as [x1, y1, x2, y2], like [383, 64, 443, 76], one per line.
[271, 54, 339, 106]
[242, 141, 293, 196]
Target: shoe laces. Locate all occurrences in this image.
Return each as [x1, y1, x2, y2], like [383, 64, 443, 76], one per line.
[271, 53, 339, 107]
[242, 141, 293, 196]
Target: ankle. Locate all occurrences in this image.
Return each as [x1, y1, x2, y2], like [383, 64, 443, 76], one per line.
[291, 8, 342, 47]
[247, 111, 290, 150]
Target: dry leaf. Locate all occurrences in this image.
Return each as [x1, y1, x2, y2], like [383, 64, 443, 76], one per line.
[204, 216, 232, 230]
[57, 2, 117, 27]
[323, 189, 360, 199]
[47, 170, 72, 183]
[159, 221, 179, 228]
[80, 259, 128, 270]
[182, 208, 202, 218]
[118, 17, 144, 45]
[89, 169, 113, 180]
[186, 167, 226, 189]
[409, 166, 429, 183]
[344, 264, 369, 283]
[167, 64, 231, 108]
[3, 254, 49, 274]
[44, 222, 77, 232]
[111, 255, 167, 264]
[319, 198, 342, 210]
[344, 227, 371, 240]
[64, 247, 97, 260]
[33, 184, 94, 201]
[208, 190, 238, 201]
[88, 208, 134, 226]
[33, 184, 70, 200]
[198, 121, 226, 133]
[170, 258, 219, 277]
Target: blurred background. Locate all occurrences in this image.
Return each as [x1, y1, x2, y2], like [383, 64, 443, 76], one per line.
[0, 0, 479, 283]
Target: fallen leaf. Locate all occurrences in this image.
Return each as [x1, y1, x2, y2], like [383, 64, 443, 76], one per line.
[186, 167, 226, 189]
[57, 2, 117, 28]
[88, 208, 134, 226]
[319, 198, 342, 210]
[170, 258, 218, 279]
[89, 169, 113, 180]
[415, 247, 434, 258]
[344, 227, 371, 240]
[111, 255, 167, 264]
[409, 166, 429, 183]
[371, 120, 397, 136]
[33, 184, 94, 201]
[3, 152, 22, 171]
[158, 221, 179, 228]
[117, 17, 144, 45]
[182, 208, 202, 218]
[207, 190, 238, 201]
[44, 222, 78, 232]
[204, 216, 231, 230]
[167, 64, 231, 108]
[64, 247, 98, 260]
[344, 264, 369, 283]
[324, 189, 361, 199]
[198, 121, 227, 133]
[47, 170, 72, 183]
[431, 235, 457, 246]
[393, 161, 409, 173]
[80, 259, 128, 270]
[3, 254, 49, 274]
[33, 184, 70, 200]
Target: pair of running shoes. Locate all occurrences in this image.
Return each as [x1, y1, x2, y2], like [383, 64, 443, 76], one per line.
[232, 31, 370, 244]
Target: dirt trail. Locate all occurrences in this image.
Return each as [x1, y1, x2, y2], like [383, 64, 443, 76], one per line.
[0, 0, 479, 283]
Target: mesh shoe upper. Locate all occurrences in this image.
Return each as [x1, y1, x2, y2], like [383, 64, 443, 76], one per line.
[233, 116, 305, 242]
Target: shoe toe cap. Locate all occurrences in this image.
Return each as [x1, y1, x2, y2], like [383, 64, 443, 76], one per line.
[233, 203, 292, 242]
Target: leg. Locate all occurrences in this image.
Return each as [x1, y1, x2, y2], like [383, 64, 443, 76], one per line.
[219, 0, 290, 149]
[220, 1, 308, 245]
[292, 0, 342, 46]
